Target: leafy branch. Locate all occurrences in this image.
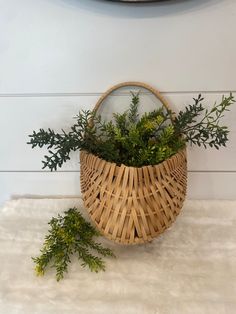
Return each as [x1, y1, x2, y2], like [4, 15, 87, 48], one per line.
[33, 208, 115, 281]
[174, 93, 235, 148]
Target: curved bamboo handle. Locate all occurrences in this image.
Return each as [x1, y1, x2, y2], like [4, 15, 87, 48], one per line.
[93, 82, 174, 119]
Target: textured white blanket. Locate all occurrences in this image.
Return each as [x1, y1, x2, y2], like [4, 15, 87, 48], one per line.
[0, 198, 236, 314]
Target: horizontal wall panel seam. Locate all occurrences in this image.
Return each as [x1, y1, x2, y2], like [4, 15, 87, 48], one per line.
[0, 91, 235, 98]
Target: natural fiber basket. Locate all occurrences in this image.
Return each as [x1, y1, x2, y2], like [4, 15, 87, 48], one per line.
[80, 82, 187, 245]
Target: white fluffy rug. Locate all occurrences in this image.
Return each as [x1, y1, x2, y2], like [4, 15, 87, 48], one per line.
[0, 198, 236, 314]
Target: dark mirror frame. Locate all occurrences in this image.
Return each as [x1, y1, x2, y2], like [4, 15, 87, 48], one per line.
[107, 0, 170, 2]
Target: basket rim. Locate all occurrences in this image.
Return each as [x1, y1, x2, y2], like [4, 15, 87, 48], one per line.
[80, 146, 186, 171]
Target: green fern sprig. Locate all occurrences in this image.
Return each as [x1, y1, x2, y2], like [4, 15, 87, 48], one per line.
[33, 208, 115, 281]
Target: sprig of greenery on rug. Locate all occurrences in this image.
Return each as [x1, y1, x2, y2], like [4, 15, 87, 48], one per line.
[28, 93, 234, 170]
[33, 208, 115, 281]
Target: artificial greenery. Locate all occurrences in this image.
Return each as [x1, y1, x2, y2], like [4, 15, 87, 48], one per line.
[33, 208, 115, 281]
[28, 92, 234, 170]
[174, 94, 233, 149]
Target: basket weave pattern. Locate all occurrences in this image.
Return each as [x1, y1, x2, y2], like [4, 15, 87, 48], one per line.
[80, 149, 187, 244]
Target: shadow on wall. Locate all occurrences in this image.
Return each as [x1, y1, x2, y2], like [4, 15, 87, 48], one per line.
[55, 0, 223, 18]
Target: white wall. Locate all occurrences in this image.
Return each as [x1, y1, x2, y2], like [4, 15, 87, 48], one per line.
[1, 0, 236, 204]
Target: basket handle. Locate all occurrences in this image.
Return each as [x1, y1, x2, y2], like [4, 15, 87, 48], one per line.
[93, 82, 175, 120]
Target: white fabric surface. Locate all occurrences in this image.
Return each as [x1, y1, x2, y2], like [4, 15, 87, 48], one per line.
[0, 198, 236, 314]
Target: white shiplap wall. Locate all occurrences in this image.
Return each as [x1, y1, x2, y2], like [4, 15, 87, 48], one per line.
[1, 0, 236, 204]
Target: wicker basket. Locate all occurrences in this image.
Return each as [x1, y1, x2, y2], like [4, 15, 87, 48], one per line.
[80, 82, 187, 245]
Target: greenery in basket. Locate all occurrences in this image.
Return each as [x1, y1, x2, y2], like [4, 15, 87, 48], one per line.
[28, 92, 234, 170]
[33, 207, 115, 281]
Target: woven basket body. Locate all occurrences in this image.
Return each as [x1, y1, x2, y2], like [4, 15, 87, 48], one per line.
[80, 149, 187, 244]
[80, 82, 187, 244]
